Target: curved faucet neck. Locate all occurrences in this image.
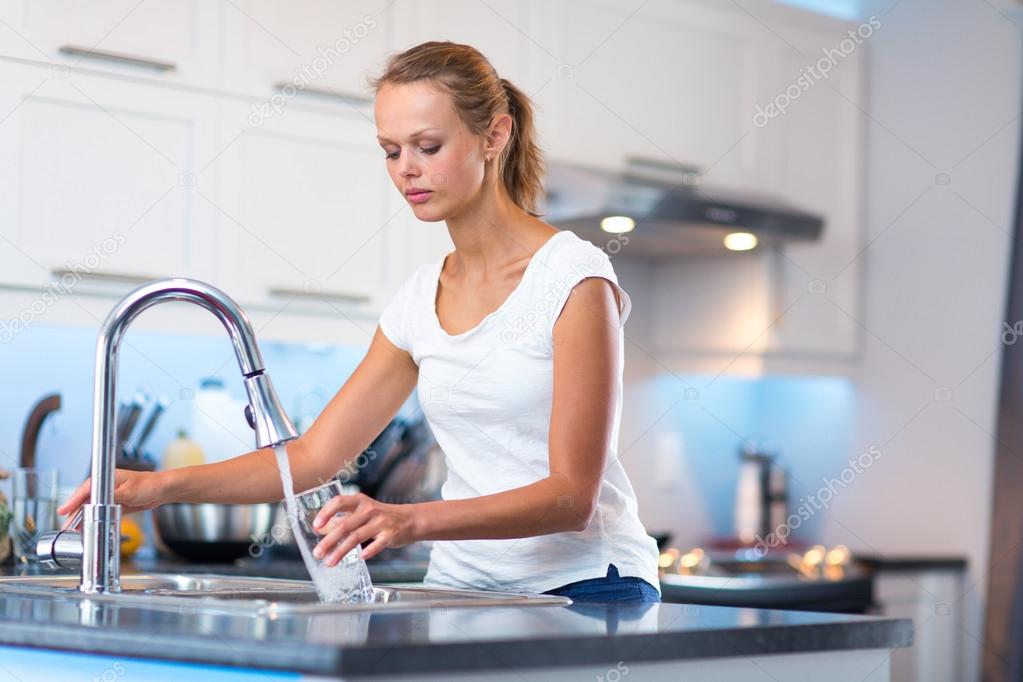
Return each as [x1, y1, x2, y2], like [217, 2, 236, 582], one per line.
[91, 279, 267, 506]
[79, 278, 296, 595]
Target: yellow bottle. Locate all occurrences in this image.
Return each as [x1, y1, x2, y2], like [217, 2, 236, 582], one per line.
[120, 515, 144, 558]
[162, 429, 206, 469]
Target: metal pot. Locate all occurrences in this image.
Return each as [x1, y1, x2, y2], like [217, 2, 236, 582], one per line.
[153, 503, 275, 563]
[267, 502, 299, 557]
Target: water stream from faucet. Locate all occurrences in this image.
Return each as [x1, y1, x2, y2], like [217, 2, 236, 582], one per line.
[273, 444, 375, 603]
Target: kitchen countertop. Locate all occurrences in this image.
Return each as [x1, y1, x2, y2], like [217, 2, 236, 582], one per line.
[0, 561, 914, 678]
[855, 554, 968, 572]
[116, 553, 432, 584]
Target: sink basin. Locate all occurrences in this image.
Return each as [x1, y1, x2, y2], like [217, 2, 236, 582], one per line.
[0, 573, 571, 614]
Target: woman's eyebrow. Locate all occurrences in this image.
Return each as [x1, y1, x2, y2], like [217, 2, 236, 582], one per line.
[377, 127, 441, 143]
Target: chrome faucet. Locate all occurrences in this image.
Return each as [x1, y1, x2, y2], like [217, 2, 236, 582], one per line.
[37, 278, 297, 593]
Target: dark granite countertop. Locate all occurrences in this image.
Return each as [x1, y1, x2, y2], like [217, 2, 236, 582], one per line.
[855, 554, 968, 572]
[0, 561, 914, 677]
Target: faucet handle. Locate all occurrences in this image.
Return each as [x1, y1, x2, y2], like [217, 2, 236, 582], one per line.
[37, 510, 85, 569]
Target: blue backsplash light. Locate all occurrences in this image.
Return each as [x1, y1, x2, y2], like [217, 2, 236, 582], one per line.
[775, 0, 862, 20]
[0, 323, 375, 493]
[649, 373, 855, 543]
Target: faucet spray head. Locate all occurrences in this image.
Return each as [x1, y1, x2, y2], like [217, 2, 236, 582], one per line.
[243, 372, 298, 448]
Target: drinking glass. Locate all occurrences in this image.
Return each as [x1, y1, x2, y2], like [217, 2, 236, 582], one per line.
[11, 468, 59, 564]
[292, 480, 375, 603]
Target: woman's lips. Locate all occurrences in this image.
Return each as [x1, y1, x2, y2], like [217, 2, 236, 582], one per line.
[405, 188, 433, 204]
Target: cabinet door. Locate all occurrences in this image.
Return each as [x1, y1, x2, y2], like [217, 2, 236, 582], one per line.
[0, 1, 218, 86]
[0, 61, 212, 289]
[537, 0, 756, 188]
[757, 46, 865, 359]
[209, 99, 390, 311]
[220, 0, 394, 100]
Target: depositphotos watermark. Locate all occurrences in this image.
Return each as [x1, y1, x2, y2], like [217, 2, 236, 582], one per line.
[248, 15, 378, 127]
[596, 661, 630, 682]
[753, 15, 881, 128]
[752, 445, 882, 556]
[90, 661, 126, 682]
[0, 231, 127, 344]
[1002, 320, 1023, 345]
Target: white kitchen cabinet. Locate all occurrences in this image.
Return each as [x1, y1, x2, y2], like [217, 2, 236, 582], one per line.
[0, 60, 217, 290]
[218, 0, 394, 102]
[536, 0, 758, 189]
[207, 97, 391, 312]
[0, 1, 219, 87]
[763, 51, 864, 359]
[874, 568, 965, 682]
[0, 0, 867, 360]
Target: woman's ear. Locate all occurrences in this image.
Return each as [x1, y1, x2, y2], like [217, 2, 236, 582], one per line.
[484, 113, 514, 160]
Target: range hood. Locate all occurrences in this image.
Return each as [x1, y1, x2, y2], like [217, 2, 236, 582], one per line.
[542, 159, 824, 258]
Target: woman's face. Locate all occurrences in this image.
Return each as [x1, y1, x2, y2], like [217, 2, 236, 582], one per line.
[375, 81, 486, 222]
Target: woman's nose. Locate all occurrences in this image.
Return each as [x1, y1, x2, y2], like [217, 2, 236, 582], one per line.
[398, 153, 420, 178]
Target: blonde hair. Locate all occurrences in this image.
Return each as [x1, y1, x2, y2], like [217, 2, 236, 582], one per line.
[370, 41, 545, 217]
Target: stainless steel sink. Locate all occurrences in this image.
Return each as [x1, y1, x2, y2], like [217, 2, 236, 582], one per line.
[0, 573, 571, 615]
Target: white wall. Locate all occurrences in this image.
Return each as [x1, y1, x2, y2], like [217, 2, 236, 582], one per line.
[822, 1, 1021, 680]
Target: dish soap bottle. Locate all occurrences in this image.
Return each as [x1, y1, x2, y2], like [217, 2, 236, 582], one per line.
[162, 429, 206, 469]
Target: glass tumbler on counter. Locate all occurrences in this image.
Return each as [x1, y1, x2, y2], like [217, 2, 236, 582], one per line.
[11, 468, 59, 564]
[293, 480, 375, 603]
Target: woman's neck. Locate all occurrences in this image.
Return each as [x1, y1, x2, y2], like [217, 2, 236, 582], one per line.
[443, 183, 548, 278]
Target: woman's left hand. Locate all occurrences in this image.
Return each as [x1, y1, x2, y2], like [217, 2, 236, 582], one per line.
[311, 493, 418, 564]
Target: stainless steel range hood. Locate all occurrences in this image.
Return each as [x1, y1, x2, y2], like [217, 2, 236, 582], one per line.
[542, 159, 824, 258]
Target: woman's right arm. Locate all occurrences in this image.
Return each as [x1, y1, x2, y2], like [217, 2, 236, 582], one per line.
[58, 327, 418, 518]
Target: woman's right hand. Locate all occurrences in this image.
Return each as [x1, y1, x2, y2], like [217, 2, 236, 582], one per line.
[57, 469, 168, 528]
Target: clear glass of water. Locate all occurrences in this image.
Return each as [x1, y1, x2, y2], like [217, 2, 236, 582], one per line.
[11, 468, 59, 565]
[293, 480, 375, 603]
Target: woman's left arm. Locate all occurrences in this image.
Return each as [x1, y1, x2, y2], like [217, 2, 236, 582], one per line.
[312, 276, 622, 564]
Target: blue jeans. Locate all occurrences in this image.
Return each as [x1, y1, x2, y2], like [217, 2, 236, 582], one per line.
[543, 563, 661, 603]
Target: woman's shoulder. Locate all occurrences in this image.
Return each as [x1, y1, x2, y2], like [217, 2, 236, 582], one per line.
[530, 228, 632, 334]
[536, 229, 620, 285]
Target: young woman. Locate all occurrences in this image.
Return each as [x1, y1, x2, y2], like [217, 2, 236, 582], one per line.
[60, 41, 660, 603]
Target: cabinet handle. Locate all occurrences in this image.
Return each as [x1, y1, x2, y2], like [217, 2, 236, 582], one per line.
[272, 82, 373, 107]
[51, 269, 155, 285]
[58, 45, 177, 72]
[268, 286, 370, 305]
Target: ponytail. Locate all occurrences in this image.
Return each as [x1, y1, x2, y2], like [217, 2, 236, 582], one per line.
[498, 78, 545, 217]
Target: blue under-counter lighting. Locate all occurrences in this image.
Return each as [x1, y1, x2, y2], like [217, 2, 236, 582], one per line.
[775, 0, 862, 20]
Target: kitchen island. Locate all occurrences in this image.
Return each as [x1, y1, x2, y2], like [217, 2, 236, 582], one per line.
[0, 562, 912, 681]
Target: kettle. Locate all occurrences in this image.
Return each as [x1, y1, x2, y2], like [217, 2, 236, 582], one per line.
[734, 444, 788, 546]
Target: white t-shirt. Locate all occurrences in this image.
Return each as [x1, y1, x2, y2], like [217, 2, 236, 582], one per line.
[378, 229, 661, 595]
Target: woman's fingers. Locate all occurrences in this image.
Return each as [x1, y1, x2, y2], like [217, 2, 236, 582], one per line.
[313, 494, 362, 530]
[58, 479, 93, 528]
[324, 522, 377, 567]
[312, 508, 368, 557]
[57, 479, 91, 516]
[359, 533, 390, 562]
